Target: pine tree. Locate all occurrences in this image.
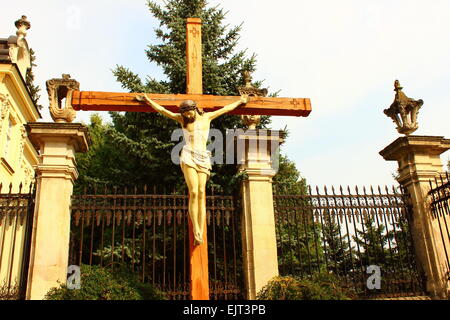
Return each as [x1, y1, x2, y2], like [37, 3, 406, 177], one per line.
[353, 216, 394, 268]
[321, 211, 353, 275]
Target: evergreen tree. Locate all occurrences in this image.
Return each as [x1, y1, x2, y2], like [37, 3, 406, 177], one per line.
[352, 215, 394, 268]
[321, 211, 354, 275]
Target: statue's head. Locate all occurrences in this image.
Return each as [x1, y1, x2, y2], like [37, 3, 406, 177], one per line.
[179, 100, 203, 126]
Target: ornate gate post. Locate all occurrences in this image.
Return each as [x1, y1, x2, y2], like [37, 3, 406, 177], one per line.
[24, 75, 90, 299]
[237, 128, 285, 300]
[380, 81, 450, 298]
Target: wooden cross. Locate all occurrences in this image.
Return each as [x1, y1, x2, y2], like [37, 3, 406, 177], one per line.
[70, 18, 311, 300]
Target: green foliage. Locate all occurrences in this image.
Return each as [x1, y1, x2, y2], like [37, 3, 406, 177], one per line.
[352, 217, 394, 268]
[25, 48, 42, 110]
[321, 212, 354, 274]
[273, 155, 307, 195]
[45, 264, 166, 300]
[257, 274, 355, 300]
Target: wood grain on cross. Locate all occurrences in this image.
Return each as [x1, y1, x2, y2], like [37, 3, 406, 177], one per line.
[71, 18, 311, 300]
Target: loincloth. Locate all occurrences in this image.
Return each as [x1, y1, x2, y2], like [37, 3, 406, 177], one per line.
[180, 145, 212, 178]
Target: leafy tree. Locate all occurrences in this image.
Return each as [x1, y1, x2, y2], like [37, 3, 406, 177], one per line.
[273, 155, 307, 195]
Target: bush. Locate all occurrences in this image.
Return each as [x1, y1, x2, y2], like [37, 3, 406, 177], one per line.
[257, 273, 356, 300]
[45, 264, 166, 300]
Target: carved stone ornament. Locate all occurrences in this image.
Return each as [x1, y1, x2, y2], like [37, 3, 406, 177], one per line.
[3, 16, 32, 79]
[238, 71, 267, 129]
[0, 93, 10, 130]
[384, 80, 424, 135]
[46, 74, 79, 123]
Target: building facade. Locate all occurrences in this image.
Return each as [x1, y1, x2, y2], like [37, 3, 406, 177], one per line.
[0, 16, 41, 190]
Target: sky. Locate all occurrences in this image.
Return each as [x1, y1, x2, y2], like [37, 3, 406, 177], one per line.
[1, 0, 449, 188]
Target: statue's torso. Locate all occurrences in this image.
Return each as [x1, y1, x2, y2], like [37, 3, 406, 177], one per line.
[182, 114, 210, 151]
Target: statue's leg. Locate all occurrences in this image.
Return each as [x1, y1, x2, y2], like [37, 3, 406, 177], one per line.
[181, 163, 202, 244]
[197, 172, 208, 237]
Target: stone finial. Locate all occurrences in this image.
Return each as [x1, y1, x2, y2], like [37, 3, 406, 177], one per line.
[15, 15, 31, 38]
[46, 74, 80, 123]
[238, 70, 268, 97]
[238, 71, 267, 129]
[384, 80, 424, 135]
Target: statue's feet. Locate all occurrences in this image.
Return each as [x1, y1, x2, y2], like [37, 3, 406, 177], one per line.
[194, 232, 203, 246]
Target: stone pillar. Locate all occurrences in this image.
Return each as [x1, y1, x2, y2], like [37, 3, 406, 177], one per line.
[237, 129, 284, 300]
[24, 122, 89, 300]
[380, 135, 450, 298]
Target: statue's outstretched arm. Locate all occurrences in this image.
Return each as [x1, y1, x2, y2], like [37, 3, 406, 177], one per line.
[208, 95, 249, 121]
[136, 94, 182, 123]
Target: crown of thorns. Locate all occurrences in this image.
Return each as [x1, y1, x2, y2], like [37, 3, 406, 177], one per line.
[179, 100, 198, 113]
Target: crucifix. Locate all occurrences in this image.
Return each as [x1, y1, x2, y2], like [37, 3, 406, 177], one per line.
[63, 18, 311, 300]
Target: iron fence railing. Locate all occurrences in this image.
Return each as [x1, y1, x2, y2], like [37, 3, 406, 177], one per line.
[429, 173, 450, 278]
[70, 185, 243, 300]
[0, 183, 35, 300]
[273, 184, 425, 298]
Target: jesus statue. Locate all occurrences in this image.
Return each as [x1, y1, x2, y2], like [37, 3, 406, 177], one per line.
[136, 94, 249, 245]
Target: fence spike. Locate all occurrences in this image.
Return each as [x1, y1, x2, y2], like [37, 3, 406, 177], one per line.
[331, 185, 336, 195]
[0, 183, 2, 193]
[9, 183, 12, 194]
[339, 185, 343, 194]
[18, 182, 23, 193]
[370, 185, 374, 195]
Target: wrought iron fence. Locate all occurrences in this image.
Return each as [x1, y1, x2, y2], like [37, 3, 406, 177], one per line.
[0, 183, 35, 300]
[273, 184, 425, 298]
[69, 185, 243, 300]
[429, 173, 450, 278]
